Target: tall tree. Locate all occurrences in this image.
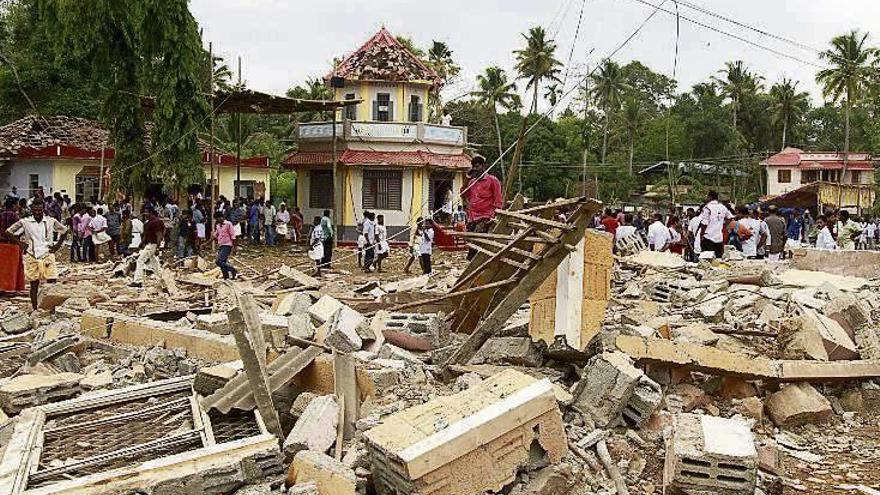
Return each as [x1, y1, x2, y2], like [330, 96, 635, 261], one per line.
[472, 66, 521, 171]
[817, 30, 877, 198]
[43, 0, 209, 196]
[426, 41, 460, 122]
[769, 78, 809, 150]
[618, 96, 647, 175]
[714, 61, 763, 130]
[591, 60, 629, 164]
[514, 26, 562, 114]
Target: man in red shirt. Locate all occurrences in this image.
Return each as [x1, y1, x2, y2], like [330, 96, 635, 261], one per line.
[460, 155, 503, 260]
[600, 208, 619, 236]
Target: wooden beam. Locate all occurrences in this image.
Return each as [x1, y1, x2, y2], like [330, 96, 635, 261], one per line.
[333, 351, 358, 440]
[467, 237, 542, 261]
[514, 197, 586, 215]
[451, 227, 534, 292]
[496, 209, 572, 230]
[465, 244, 531, 270]
[450, 231, 558, 244]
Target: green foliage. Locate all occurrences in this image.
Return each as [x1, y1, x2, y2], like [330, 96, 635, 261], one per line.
[514, 26, 562, 114]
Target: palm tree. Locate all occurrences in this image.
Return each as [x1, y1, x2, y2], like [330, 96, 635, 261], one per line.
[514, 26, 562, 114]
[590, 60, 629, 164]
[544, 83, 562, 117]
[713, 61, 763, 130]
[472, 66, 521, 171]
[769, 78, 810, 150]
[817, 30, 877, 200]
[427, 41, 460, 122]
[618, 96, 647, 175]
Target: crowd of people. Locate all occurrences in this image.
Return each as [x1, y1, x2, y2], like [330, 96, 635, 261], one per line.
[598, 190, 880, 260]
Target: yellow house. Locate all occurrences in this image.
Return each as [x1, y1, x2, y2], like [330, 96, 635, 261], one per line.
[0, 115, 269, 202]
[283, 27, 470, 241]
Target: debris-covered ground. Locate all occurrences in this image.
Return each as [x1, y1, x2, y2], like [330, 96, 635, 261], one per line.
[2, 214, 880, 495]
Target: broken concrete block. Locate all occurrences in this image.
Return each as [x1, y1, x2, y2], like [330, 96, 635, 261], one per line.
[765, 382, 832, 427]
[283, 395, 339, 458]
[696, 299, 725, 322]
[472, 336, 542, 367]
[79, 309, 115, 339]
[823, 294, 871, 338]
[287, 450, 356, 495]
[288, 314, 316, 343]
[80, 370, 113, 390]
[855, 326, 880, 360]
[663, 413, 757, 495]
[308, 295, 344, 324]
[27, 334, 79, 366]
[671, 323, 720, 346]
[623, 375, 662, 428]
[779, 317, 829, 361]
[273, 292, 312, 316]
[0, 372, 83, 414]
[287, 481, 320, 495]
[260, 313, 291, 348]
[799, 306, 859, 360]
[364, 369, 566, 495]
[196, 313, 230, 334]
[324, 306, 365, 352]
[290, 392, 319, 420]
[370, 311, 445, 350]
[377, 343, 422, 364]
[1, 312, 31, 334]
[572, 352, 643, 427]
[52, 352, 82, 373]
[194, 361, 243, 396]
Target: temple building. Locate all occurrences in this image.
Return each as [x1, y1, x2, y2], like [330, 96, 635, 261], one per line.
[283, 27, 471, 241]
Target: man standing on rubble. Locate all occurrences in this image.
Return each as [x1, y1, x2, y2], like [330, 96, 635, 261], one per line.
[461, 155, 503, 260]
[5, 198, 68, 310]
[764, 206, 786, 261]
[130, 206, 165, 288]
[696, 190, 733, 259]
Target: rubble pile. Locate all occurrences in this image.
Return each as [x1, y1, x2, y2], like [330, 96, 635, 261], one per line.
[2, 235, 880, 495]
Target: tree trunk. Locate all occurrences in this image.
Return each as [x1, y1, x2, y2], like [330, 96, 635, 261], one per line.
[601, 103, 610, 165]
[732, 95, 738, 130]
[531, 82, 539, 115]
[628, 134, 634, 176]
[781, 117, 788, 151]
[493, 106, 505, 184]
[839, 98, 851, 207]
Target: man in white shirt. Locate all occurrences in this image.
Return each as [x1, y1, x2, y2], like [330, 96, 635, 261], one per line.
[687, 208, 703, 257]
[362, 211, 376, 272]
[647, 213, 671, 251]
[815, 215, 837, 250]
[5, 198, 68, 309]
[615, 213, 637, 242]
[737, 208, 762, 258]
[696, 190, 733, 259]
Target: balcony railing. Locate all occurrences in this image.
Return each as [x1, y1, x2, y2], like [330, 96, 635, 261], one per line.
[296, 120, 467, 147]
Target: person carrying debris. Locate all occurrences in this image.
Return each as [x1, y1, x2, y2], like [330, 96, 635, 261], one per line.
[696, 190, 733, 259]
[461, 155, 502, 260]
[5, 197, 68, 309]
[130, 206, 165, 288]
[212, 211, 238, 280]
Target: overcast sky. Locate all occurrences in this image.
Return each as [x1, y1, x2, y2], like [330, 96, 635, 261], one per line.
[190, 0, 880, 111]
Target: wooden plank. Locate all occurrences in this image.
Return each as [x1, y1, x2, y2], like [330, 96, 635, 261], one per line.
[451, 231, 559, 244]
[465, 244, 531, 270]
[496, 209, 571, 230]
[514, 197, 586, 215]
[457, 194, 526, 282]
[333, 351, 359, 440]
[442, 200, 599, 372]
[467, 237, 542, 261]
[226, 290, 284, 441]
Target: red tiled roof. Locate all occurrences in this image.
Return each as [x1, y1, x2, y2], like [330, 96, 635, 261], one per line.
[762, 147, 875, 170]
[283, 149, 470, 170]
[326, 27, 441, 86]
[0, 115, 268, 167]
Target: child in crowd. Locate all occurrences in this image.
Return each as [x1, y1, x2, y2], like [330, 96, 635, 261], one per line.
[375, 214, 389, 273]
[356, 222, 366, 267]
[418, 218, 435, 275]
[309, 216, 325, 275]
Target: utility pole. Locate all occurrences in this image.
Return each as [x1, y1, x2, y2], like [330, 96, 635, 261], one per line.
[581, 65, 590, 198]
[236, 56, 242, 199]
[209, 42, 215, 202]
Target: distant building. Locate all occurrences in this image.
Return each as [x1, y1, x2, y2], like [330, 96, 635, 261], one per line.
[0, 115, 269, 202]
[762, 147, 875, 197]
[283, 27, 471, 240]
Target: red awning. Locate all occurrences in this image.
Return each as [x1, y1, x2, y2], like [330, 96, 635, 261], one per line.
[283, 149, 470, 170]
[799, 161, 873, 171]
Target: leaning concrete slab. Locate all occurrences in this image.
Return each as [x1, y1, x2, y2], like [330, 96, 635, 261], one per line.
[765, 382, 832, 427]
[792, 247, 880, 279]
[571, 352, 643, 427]
[663, 413, 757, 495]
[286, 450, 356, 495]
[0, 373, 83, 415]
[283, 395, 339, 458]
[364, 369, 566, 495]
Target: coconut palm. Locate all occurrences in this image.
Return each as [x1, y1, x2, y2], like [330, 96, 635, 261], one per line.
[590, 60, 630, 164]
[514, 26, 562, 114]
[816, 30, 877, 198]
[472, 66, 521, 170]
[769, 78, 810, 150]
[618, 96, 647, 175]
[544, 83, 562, 117]
[427, 41, 460, 122]
[713, 61, 763, 130]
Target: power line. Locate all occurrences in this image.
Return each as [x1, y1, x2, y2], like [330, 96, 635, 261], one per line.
[626, 0, 826, 69]
[673, 0, 821, 54]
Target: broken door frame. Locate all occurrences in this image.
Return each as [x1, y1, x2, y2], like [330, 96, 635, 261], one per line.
[0, 376, 274, 494]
